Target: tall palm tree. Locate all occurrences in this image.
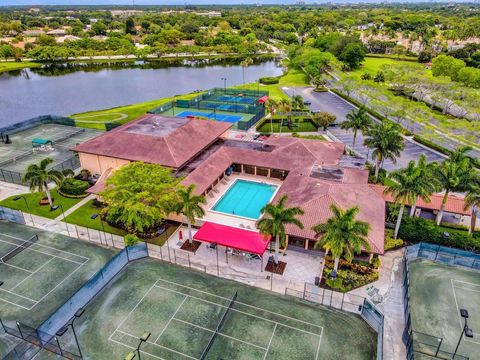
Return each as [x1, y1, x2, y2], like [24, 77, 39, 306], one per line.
[433, 146, 475, 225]
[174, 184, 206, 244]
[265, 98, 278, 134]
[363, 122, 405, 181]
[240, 57, 253, 87]
[291, 95, 305, 111]
[312, 204, 370, 275]
[22, 158, 64, 207]
[256, 195, 304, 264]
[278, 98, 292, 134]
[465, 184, 480, 234]
[340, 107, 372, 147]
[384, 155, 437, 239]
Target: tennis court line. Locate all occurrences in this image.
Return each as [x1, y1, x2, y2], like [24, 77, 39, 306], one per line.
[1, 262, 34, 273]
[262, 323, 277, 359]
[451, 279, 480, 288]
[154, 277, 324, 333]
[9, 258, 55, 292]
[0, 293, 34, 310]
[154, 295, 188, 343]
[450, 279, 480, 345]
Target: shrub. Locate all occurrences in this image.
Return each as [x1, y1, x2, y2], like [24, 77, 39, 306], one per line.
[323, 257, 378, 292]
[259, 76, 280, 84]
[371, 255, 381, 269]
[398, 216, 480, 252]
[59, 178, 89, 196]
[124, 234, 141, 247]
[385, 229, 405, 251]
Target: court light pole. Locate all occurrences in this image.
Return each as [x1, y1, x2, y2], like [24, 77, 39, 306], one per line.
[452, 308, 474, 359]
[221, 77, 227, 93]
[91, 213, 106, 246]
[50, 204, 70, 237]
[136, 331, 151, 360]
[124, 352, 136, 360]
[13, 196, 35, 226]
[56, 308, 85, 360]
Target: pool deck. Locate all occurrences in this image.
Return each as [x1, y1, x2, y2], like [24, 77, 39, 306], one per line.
[203, 173, 283, 229]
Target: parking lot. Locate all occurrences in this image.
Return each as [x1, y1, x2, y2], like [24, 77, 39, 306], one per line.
[282, 87, 446, 171]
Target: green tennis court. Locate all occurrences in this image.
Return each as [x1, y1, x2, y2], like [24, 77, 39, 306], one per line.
[69, 259, 377, 360]
[408, 259, 480, 359]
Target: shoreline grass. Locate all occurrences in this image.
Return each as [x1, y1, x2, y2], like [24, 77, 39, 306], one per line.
[0, 61, 41, 73]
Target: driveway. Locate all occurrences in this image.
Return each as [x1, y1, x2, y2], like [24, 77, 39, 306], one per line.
[282, 86, 446, 171]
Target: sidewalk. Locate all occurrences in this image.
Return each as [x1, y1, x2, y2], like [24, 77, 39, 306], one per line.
[53, 194, 95, 221]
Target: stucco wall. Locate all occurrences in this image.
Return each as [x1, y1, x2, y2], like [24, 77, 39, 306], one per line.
[78, 152, 130, 175]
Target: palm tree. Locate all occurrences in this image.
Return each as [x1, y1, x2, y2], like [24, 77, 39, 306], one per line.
[340, 107, 372, 147]
[265, 98, 278, 134]
[174, 184, 206, 244]
[240, 57, 253, 87]
[22, 158, 64, 207]
[384, 155, 437, 239]
[465, 184, 480, 234]
[278, 98, 292, 134]
[291, 95, 305, 111]
[312, 204, 370, 275]
[433, 146, 475, 225]
[256, 195, 304, 264]
[363, 122, 405, 181]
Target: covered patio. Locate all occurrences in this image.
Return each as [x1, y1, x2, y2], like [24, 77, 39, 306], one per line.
[192, 221, 271, 273]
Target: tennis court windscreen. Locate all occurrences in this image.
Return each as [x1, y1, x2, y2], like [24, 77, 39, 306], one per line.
[200, 291, 238, 360]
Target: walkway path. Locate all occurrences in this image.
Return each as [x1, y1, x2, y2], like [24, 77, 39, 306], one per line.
[53, 194, 95, 221]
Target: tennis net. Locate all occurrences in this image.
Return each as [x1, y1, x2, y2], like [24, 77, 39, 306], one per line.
[200, 291, 238, 360]
[0, 233, 39, 263]
[52, 128, 85, 145]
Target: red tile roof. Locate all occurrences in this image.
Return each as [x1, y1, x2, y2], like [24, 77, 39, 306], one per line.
[276, 175, 385, 254]
[371, 185, 471, 216]
[73, 114, 232, 169]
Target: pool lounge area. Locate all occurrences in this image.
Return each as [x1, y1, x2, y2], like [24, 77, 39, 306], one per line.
[211, 179, 278, 220]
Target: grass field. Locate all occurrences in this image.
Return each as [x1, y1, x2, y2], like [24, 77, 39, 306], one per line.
[408, 259, 480, 359]
[61, 258, 377, 360]
[349, 56, 423, 80]
[0, 189, 83, 219]
[0, 61, 40, 73]
[0, 220, 117, 358]
[257, 117, 317, 133]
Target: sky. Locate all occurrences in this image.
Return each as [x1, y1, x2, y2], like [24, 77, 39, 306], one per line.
[0, 0, 474, 5]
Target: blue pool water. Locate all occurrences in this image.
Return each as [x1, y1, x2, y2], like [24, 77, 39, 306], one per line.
[212, 179, 278, 219]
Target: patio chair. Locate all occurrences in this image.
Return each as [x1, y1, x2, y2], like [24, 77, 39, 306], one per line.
[267, 255, 275, 265]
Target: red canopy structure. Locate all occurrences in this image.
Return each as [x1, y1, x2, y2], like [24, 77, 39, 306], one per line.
[258, 95, 269, 104]
[194, 222, 270, 255]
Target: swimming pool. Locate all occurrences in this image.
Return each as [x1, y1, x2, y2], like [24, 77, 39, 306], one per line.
[212, 179, 278, 219]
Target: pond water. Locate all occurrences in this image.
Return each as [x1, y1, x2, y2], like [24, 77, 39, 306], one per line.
[0, 58, 282, 127]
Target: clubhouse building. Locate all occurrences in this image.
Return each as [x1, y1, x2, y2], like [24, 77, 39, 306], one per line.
[74, 114, 386, 255]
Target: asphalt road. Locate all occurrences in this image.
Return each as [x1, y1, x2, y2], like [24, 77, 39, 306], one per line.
[282, 86, 446, 171]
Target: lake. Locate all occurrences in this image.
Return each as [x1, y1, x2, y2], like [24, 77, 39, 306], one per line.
[0, 58, 282, 127]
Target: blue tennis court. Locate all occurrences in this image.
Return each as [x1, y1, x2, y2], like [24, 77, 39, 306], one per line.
[217, 95, 256, 104]
[176, 111, 242, 123]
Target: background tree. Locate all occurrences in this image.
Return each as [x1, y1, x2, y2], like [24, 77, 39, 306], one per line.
[313, 204, 370, 276]
[339, 43, 366, 70]
[364, 122, 405, 181]
[23, 158, 64, 207]
[125, 17, 136, 35]
[174, 184, 206, 245]
[340, 106, 372, 147]
[313, 75, 326, 90]
[465, 183, 480, 234]
[100, 162, 181, 234]
[240, 57, 253, 87]
[313, 112, 336, 131]
[256, 195, 304, 265]
[265, 98, 278, 133]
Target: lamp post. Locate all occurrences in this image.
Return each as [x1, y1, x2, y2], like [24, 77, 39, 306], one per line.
[50, 204, 70, 237]
[221, 77, 227, 93]
[452, 308, 474, 359]
[56, 308, 85, 359]
[91, 213, 107, 246]
[137, 331, 151, 360]
[13, 196, 35, 226]
[124, 352, 136, 360]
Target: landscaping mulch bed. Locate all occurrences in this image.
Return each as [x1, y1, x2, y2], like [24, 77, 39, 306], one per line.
[180, 240, 202, 253]
[265, 261, 287, 275]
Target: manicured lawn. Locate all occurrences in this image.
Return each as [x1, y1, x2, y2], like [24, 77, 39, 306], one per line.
[349, 56, 421, 80]
[63, 199, 126, 236]
[0, 189, 83, 219]
[257, 116, 317, 133]
[0, 61, 40, 73]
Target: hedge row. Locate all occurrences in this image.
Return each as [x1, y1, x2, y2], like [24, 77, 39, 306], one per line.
[259, 76, 280, 84]
[59, 178, 90, 196]
[398, 216, 480, 252]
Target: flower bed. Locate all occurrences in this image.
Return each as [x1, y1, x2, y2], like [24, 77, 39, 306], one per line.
[322, 257, 379, 292]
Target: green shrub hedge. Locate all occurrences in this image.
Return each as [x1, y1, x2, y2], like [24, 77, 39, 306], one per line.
[259, 76, 280, 84]
[398, 216, 480, 252]
[59, 178, 89, 196]
[323, 257, 379, 292]
[384, 229, 405, 251]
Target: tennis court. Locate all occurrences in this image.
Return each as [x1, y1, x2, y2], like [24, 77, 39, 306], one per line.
[0, 221, 117, 328]
[176, 110, 242, 123]
[0, 123, 100, 175]
[72, 259, 377, 359]
[408, 259, 480, 359]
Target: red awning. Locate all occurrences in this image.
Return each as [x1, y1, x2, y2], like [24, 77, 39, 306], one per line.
[258, 96, 269, 104]
[194, 222, 270, 255]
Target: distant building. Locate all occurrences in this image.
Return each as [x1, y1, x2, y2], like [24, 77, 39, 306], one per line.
[47, 29, 69, 37]
[110, 10, 144, 17]
[22, 29, 45, 37]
